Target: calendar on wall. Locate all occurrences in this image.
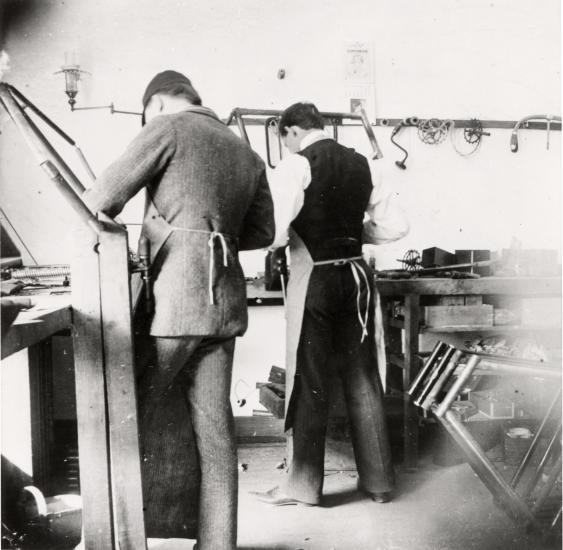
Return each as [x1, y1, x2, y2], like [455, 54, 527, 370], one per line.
[343, 41, 375, 117]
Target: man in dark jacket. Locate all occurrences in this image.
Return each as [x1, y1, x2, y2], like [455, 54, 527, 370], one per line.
[84, 70, 275, 550]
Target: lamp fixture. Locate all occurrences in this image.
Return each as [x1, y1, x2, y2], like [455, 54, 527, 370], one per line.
[55, 55, 141, 117]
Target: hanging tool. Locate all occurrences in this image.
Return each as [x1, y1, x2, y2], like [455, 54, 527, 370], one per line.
[450, 118, 490, 157]
[355, 106, 383, 160]
[417, 118, 451, 145]
[510, 114, 562, 152]
[390, 117, 419, 169]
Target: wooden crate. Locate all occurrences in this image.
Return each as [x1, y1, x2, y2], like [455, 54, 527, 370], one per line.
[258, 383, 285, 419]
[421, 247, 456, 268]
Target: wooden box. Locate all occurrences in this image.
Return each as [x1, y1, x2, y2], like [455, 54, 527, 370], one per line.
[471, 390, 515, 419]
[423, 304, 494, 328]
[421, 247, 456, 268]
[455, 249, 492, 276]
[258, 383, 285, 419]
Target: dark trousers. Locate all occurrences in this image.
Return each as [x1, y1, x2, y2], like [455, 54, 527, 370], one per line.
[136, 335, 237, 550]
[286, 263, 394, 504]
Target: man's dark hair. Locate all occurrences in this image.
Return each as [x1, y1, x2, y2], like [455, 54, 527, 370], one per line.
[278, 102, 324, 136]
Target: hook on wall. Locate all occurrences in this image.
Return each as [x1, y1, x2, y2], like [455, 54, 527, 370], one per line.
[390, 117, 419, 169]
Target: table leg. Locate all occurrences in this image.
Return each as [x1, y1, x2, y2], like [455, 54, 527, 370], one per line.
[28, 339, 54, 494]
[403, 294, 420, 471]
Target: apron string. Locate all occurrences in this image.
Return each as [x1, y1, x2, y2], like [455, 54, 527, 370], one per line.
[350, 260, 371, 343]
[170, 226, 230, 305]
[312, 256, 371, 342]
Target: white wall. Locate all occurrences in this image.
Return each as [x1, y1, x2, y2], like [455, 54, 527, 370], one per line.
[1, 1, 559, 424]
[1, 0, 560, 271]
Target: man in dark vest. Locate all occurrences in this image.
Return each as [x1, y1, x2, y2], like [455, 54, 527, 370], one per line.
[253, 102, 408, 507]
[84, 70, 275, 550]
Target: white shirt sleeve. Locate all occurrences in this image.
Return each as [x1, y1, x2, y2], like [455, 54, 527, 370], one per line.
[268, 154, 311, 248]
[363, 164, 410, 245]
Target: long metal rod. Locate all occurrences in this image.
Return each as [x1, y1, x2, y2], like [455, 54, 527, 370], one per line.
[0, 84, 102, 232]
[531, 453, 562, 515]
[225, 108, 562, 130]
[8, 84, 77, 145]
[474, 361, 561, 379]
[521, 416, 563, 500]
[234, 111, 250, 144]
[511, 388, 562, 488]
[8, 84, 97, 186]
[356, 106, 384, 159]
[74, 145, 96, 182]
[413, 345, 456, 407]
[0, 85, 86, 195]
[407, 340, 448, 396]
[435, 354, 481, 417]
[420, 349, 464, 410]
[438, 410, 537, 527]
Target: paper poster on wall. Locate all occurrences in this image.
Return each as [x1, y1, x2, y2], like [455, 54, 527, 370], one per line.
[343, 41, 373, 82]
[343, 41, 375, 117]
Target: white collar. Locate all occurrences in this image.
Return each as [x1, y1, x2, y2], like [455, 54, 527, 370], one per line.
[299, 129, 332, 151]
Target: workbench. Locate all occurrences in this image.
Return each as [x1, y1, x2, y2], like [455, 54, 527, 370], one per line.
[1, 293, 72, 497]
[376, 276, 562, 470]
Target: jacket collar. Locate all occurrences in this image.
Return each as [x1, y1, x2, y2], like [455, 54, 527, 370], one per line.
[181, 104, 221, 121]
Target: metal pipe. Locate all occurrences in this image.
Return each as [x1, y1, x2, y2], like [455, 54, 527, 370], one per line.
[8, 85, 96, 185]
[511, 388, 562, 488]
[550, 507, 562, 530]
[0, 84, 102, 232]
[439, 410, 537, 527]
[413, 345, 456, 407]
[475, 361, 561, 379]
[356, 106, 383, 160]
[521, 416, 562, 499]
[510, 114, 562, 152]
[0, 84, 86, 195]
[407, 340, 448, 396]
[234, 111, 250, 145]
[531, 452, 562, 516]
[420, 349, 464, 410]
[434, 354, 481, 417]
[8, 84, 76, 145]
[74, 145, 96, 182]
[40, 161, 103, 234]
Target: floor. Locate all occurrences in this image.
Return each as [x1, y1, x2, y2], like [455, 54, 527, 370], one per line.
[147, 439, 561, 550]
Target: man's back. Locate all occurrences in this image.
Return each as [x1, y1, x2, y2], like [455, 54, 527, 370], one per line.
[292, 139, 373, 261]
[85, 109, 274, 337]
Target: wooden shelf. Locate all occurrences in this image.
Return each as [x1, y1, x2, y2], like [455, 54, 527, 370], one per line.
[387, 318, 560, 333]
[422, 324, 561, 333]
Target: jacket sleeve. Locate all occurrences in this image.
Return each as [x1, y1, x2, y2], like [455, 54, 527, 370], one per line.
[83, 116, 176, 218]
[238, 167, 275, 251]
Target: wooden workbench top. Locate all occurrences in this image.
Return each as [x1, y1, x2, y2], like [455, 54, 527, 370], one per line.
[1, 293, 72, 359]
[375, 276, 562, 296]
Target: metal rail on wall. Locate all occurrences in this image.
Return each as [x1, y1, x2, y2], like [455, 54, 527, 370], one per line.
[225, 107, 384, 168]
[225, 107, 561, 169]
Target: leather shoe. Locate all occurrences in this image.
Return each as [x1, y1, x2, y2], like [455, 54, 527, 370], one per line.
[369, 491, 391, 503]
[250, 486, 317, 507]
[357, 482, 392, 503]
